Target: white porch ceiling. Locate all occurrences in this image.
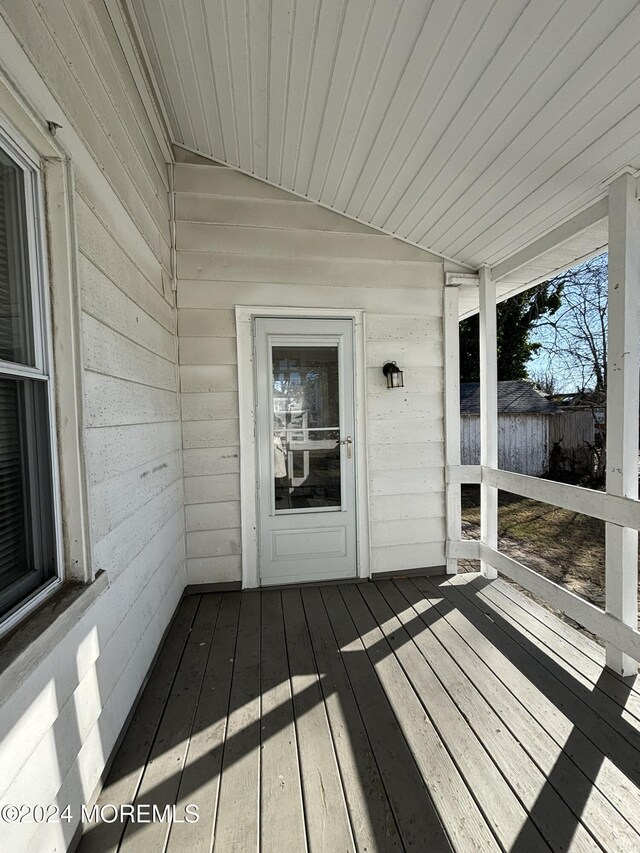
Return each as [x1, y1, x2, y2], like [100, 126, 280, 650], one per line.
[128, 0, 640, 273]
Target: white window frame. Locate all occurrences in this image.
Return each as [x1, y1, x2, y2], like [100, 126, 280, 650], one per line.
[0, 121, 65, 637]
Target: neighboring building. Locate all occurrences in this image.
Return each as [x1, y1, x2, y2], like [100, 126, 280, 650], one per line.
[549, 391, 605, 476]
[460, 381, 558, 476]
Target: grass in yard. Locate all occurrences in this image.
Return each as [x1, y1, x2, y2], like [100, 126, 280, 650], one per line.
[461, 485, 607, 608]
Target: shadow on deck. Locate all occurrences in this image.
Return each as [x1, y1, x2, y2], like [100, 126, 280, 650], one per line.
[77, 572, 640, 852]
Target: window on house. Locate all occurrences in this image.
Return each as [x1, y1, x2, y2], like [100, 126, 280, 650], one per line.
[0, 135, 59, 626]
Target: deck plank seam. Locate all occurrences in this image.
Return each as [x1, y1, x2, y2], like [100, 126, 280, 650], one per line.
[352, 583, 483, 851]
[469, 580, 640, 749]
[441, 576, 640, 840]
[420, 578, 640, 844]
[336, 584, 458, 852]
[411, 577, 633, 851]
[299, 588, 362, 850]
[162, 593, 224, 853]
[210, 593, 244, 852]
[484, 581, 640, 714]
[116, 595, 204, 852]
[304, 584, 405, 851]
[361, 580, 551, 853]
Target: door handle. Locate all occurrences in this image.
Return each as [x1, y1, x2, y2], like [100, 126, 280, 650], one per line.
[339, 436, 353, 459]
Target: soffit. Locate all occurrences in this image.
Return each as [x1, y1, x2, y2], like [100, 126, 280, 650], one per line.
[128, 0, 640, 273]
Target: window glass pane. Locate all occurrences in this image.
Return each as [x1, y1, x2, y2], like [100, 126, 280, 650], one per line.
[272, 345, 341, 510]
[0, 376, 55, 616]
[0, 149, 34, 366]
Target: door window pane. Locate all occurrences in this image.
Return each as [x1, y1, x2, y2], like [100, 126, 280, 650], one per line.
[272, 345, 341, 510]
[0, 149, 34, 366]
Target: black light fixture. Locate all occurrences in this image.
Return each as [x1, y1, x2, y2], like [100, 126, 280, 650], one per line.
[382, 361, 404, 389]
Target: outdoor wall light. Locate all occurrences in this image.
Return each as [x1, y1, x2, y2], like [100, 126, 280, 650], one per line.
[382, 361, 404, 389]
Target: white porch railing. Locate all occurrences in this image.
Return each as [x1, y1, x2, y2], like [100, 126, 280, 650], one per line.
[444, 172, 640, 677]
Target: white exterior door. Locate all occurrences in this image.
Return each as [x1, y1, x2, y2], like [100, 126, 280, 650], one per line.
[255, 317, 357, 586]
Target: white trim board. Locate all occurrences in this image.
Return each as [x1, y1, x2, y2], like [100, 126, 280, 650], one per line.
[235, 305, 370, 589]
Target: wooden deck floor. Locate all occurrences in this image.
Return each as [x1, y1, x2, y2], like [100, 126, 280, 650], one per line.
[78, 573, 640, 853]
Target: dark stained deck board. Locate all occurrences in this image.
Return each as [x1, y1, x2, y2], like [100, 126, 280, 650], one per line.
[475, 578, 640, 724]
[488, 577, 640, 701]
[439, 576, 640, 838]
[363, 580, 598, 852]
[78, 594, 201, 853]
[348, 582, 550, 853]
[165, 592, 242, 852]
[119, 594, 222, 853]
[212, 591, 261, 852]
[80, 574, 640, 853]
[259, 591, 307, 853]
[300, 586, 404, 852]
[397, 577, 640, 852]
[459, 577, 640, 756]
[281, 588, 356, 852]
[323, 584, 453, 852]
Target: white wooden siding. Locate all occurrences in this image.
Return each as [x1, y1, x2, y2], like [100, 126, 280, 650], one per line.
[0, 5, 184, 852]
[175, 161, 445, 585]
[461, 414, 550, 477]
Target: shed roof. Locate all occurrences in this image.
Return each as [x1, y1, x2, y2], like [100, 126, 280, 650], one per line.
[460, 381, 558, 415]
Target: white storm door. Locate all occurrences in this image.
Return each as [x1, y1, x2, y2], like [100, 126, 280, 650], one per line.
[255, 317, 357, 586]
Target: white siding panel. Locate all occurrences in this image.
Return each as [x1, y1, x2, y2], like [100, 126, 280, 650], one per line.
[0, 9, 184, 848]
[180, 364, 239, 393]
[371, 518, 447, 548]
[174, 162, 446, 584]
[83, 374, 179, 427]
[175, 193, 378, 232]
[178, 250, 438, 289]
[368, 417, 443, 446]
[174, 164, 293, 198]
[187, 555, 242, 585]
[367, 392, 443, 421]
[366, 314, 442, 341]
[184, 474, 241, 505]
[178, 308, 237, 337]
[177, 221, 438, 261]
[180, 391, 239, 421]
[371, 542, 447, 573]
[80, 254, 175, 358]
[182, 419, 240, 449]
[369, 442, 445, 470]
[369, 468, 445, 496]
[84, 422, 182, 486]
[186, 528, 242, 559]
[81, 313, 177, 391]
[179, 336, 238, 365]
[183, 447, 240, 477]
[370, 493, 445, 522]
[178, 279, 444, 315]
[186, 501, 242, 532]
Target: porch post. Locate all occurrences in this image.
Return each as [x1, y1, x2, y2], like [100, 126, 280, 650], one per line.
[444, 282, 461, 574]
[479, 265, 498, 579]
[605, 172, 640, 676]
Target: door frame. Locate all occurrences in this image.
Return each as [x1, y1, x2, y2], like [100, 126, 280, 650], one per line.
[236, 305, 370, 588]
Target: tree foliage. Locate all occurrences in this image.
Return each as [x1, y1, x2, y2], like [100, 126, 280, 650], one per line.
[459, 282, 563, 382]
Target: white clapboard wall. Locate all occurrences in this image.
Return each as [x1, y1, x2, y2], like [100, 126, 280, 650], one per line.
[461, 414, 550, 476]
[0, 3, 185, 852]
[175, 159, 446, 585]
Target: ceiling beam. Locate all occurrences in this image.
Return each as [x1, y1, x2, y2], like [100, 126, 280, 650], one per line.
[491, 197, 609, 282]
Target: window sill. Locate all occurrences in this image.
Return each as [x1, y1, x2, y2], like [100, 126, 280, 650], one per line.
[0, 571, 109, 708]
